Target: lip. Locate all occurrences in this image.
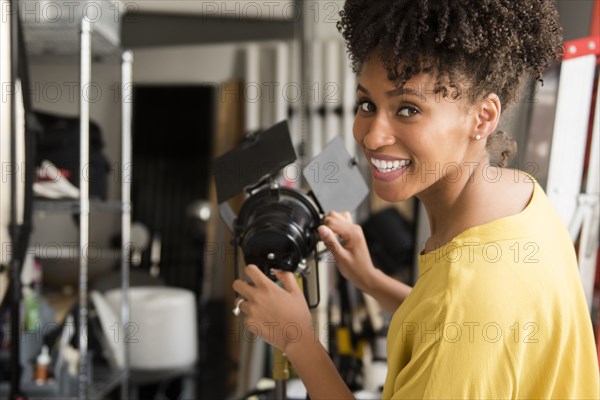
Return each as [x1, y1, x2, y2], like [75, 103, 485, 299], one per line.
[369, 162, 411, 182]
[366, 152, 413, 182]
[368, 152, 411, 162]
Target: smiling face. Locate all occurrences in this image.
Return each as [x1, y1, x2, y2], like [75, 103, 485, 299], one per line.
[353, 55, 492, 202]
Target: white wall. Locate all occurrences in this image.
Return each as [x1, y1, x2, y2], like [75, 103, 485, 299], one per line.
[132, 44, 241, 84]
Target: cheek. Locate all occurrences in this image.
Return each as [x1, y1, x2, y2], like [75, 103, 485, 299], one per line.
[352, 117, 367, 144]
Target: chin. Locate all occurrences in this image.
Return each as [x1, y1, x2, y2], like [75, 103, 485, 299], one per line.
[372, 183, 414, 203]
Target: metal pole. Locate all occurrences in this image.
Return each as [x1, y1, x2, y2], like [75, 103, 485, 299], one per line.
[294, 0, 310, 164]
[120, 49, 134, 400]
[79, 16, 92, 400]
[8, 0, 22, 396]
[245, 44, 260, 132]
[273, 348, 289, 400]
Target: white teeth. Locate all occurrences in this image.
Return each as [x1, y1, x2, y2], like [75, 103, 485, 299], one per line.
[370, 157, 412, 173]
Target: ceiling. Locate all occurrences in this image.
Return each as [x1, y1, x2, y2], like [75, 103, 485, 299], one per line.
[134, 0, 297, 19]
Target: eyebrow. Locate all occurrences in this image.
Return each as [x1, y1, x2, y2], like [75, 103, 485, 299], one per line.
[356, 83, 424, 99]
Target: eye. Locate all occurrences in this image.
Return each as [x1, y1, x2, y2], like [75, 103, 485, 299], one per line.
[398, 106, 420, 117]
[355, 100, 375, 113]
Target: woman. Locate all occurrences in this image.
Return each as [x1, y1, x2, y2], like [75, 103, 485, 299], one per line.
[233, 0, 600, 398]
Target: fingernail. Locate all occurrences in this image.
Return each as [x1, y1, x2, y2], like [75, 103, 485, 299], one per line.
[270, 268, 281, 275]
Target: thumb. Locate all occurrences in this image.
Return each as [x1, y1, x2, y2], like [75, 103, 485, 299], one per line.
[318, 225, 347, 258]
[272, 269, 301, 294]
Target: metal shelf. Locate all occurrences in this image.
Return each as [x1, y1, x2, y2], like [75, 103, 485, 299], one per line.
[34, 199, 127, 214]
[88, 366, 126, 399]
[0, 365, 125, 400]
[20, 0, 123, 62]
[13, 4, 133, 398]
[120, 12, 295, 48]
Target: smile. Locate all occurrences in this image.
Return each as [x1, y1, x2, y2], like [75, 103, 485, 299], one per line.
[370, 157, 412, 173]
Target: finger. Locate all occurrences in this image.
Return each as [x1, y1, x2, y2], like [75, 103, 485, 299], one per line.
[237, 298, 249, 315]
[244, 264, 268, 288]
[329, 210, 352, 222]
[318, 225, 349, 258]
[341, 211, 353, 222]
[328, 211, 346, 223]
[323, 216, 358, 246]
[232, 279, 254, 299]
[272, 269, 301, 294]
[318, 224, 337, 243]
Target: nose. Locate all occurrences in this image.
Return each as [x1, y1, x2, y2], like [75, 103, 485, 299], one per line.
[357, 114, 397, 150]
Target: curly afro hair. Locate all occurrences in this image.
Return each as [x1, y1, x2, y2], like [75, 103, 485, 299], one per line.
[337, 0, 563, 107]
[337, 0, 564, 166]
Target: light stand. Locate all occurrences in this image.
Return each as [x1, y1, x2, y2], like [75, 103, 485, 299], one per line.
[273, 346, 290, 399]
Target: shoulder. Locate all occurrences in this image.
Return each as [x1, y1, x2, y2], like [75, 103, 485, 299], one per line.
[482, 167, 535, 219]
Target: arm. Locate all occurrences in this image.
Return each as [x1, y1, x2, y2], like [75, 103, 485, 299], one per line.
[285, 334, 354, 399]
[233, 265, 354, 400]
[319, 211, 412, 313]
[362, 267, 412, 313]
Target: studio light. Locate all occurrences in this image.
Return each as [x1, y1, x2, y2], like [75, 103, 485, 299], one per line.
[212, 120, 368, 306]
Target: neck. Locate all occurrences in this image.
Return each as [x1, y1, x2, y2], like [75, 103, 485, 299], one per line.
[416, 158, 492, 250]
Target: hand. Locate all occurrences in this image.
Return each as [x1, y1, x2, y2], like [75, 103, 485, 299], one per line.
[232, 265, 313, 353]
[318, 211, 377, 292]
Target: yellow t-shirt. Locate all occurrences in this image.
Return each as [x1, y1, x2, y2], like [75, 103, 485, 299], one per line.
[383, 177, 600, 399]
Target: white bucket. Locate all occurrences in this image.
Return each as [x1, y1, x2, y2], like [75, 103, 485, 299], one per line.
[104, 286, 198, 371]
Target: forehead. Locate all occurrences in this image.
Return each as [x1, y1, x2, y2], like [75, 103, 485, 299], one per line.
[357, 56, 471, 105]
[358, 56, 436, 91]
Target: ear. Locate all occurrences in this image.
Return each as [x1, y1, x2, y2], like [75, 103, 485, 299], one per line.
[474, 94, 501, 139]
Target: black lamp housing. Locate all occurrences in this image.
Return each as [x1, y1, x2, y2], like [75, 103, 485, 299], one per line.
[236, 185, 321, 275]
[212, 120, 368, 307]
